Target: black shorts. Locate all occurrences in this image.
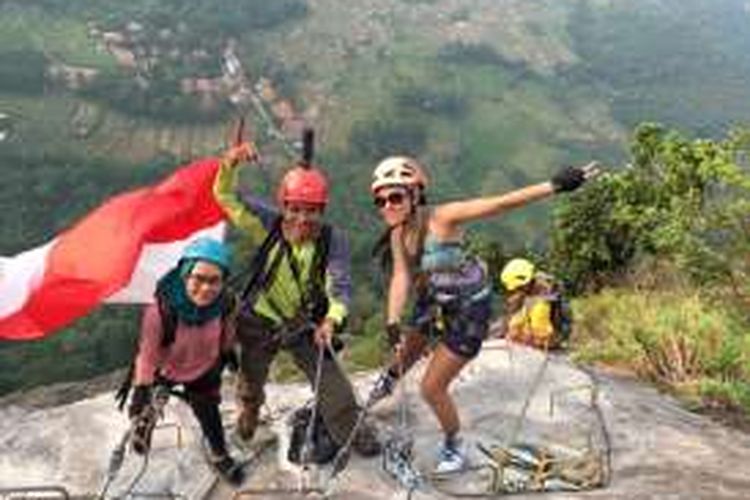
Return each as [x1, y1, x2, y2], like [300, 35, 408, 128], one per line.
[410, 292, 493, 359]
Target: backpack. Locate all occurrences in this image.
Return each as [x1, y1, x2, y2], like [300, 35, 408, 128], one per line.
[538, 273, 573, 347]
[551, 292, 573, 345]
[287, 402, 340, 465]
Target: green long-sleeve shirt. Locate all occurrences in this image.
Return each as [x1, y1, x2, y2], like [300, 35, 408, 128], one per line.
[213, 160, 349, 326]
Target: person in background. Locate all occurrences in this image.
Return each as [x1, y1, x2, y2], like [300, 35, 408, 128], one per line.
[500, 258, 571, 350]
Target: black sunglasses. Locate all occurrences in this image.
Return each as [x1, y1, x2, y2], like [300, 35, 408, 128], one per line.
[373, 191, 407, 208]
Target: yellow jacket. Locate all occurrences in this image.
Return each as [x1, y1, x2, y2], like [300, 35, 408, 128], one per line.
[507, 295, 554, 348]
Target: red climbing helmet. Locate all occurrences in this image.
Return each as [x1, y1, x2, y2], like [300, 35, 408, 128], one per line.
[277, 166, 329, 206]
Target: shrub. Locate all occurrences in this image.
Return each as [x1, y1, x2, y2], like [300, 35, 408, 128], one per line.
[572, 287, 750, 411]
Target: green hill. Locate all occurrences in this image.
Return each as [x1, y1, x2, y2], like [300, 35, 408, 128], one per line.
[1, 0, 750, 395]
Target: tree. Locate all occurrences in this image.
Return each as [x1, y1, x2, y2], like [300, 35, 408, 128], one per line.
[550, 123, 750, 297]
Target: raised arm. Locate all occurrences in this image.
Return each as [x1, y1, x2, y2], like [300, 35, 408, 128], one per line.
[431, 162, 600, 234]
[212, 143, 269, 246]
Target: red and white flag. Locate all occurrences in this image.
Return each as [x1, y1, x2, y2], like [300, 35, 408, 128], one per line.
[0, 158, 226, 341]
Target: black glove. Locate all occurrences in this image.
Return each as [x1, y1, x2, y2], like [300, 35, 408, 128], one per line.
[551, 166, 586, 193]
[386, 322, 402, 350]
[128, 385, 152, 419]
[221, 350, 240, 373]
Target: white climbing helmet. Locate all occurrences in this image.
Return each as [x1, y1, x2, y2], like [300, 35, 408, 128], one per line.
[370, 156, 428, 194]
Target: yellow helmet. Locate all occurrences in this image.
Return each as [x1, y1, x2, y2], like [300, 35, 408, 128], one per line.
[500, 258, 535, 291]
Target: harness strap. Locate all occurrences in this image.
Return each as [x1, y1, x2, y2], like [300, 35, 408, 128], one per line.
[240, 218, 331, 327]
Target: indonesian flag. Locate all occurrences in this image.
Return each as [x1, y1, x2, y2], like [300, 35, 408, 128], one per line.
[0, 158, 226, 341]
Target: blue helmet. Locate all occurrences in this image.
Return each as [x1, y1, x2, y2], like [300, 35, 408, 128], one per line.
[181, 237, 231, 271]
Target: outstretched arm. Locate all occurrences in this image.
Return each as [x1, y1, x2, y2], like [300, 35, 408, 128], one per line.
[433, 181, 553, 228]
[431, 162, 600, 234]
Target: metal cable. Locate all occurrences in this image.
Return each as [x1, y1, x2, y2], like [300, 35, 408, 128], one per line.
[505, 346, 552, 448]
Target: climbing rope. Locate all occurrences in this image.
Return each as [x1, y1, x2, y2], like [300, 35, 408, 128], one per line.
[380, 335, 423, 498]
[232, 328, 334, 498]
[431, 344, 611, 497]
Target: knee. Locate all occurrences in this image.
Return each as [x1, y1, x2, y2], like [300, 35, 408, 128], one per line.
[420, 376, 445, 405]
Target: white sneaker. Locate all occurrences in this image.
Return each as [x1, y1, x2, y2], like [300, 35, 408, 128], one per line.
[434, 442, 467, 475]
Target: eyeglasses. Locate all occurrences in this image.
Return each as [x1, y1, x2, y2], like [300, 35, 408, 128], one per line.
[373, 191, 407, 209]
[186, 273, 223, 288]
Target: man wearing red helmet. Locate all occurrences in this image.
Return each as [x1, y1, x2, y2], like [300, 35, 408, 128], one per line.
[213, 142, 380, 460]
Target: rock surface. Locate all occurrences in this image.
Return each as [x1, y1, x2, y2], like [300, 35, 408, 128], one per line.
[2, 339, 749, 499]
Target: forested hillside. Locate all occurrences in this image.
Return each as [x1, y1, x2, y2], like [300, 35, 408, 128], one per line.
[1, 0, 749, 400]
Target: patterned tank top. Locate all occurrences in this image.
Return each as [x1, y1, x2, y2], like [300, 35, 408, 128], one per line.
[419, 234, 490, 304]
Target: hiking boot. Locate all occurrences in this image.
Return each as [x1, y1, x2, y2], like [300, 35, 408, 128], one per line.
[434, 441, 467, 475]
[368, 371, 397, 406]
[210, 453, 245, 487]
[236, 406, 259, 442]
[351, 420, 381, 457]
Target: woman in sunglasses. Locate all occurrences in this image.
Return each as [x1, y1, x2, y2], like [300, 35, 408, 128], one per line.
[368, 156, 600, 474]
[126, 237, 244, 485]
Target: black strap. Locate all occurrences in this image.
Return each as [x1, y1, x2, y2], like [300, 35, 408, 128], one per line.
[282, 224, 331, 308]
[240, 217, 285, 305]
[239, 218, 332, 325]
